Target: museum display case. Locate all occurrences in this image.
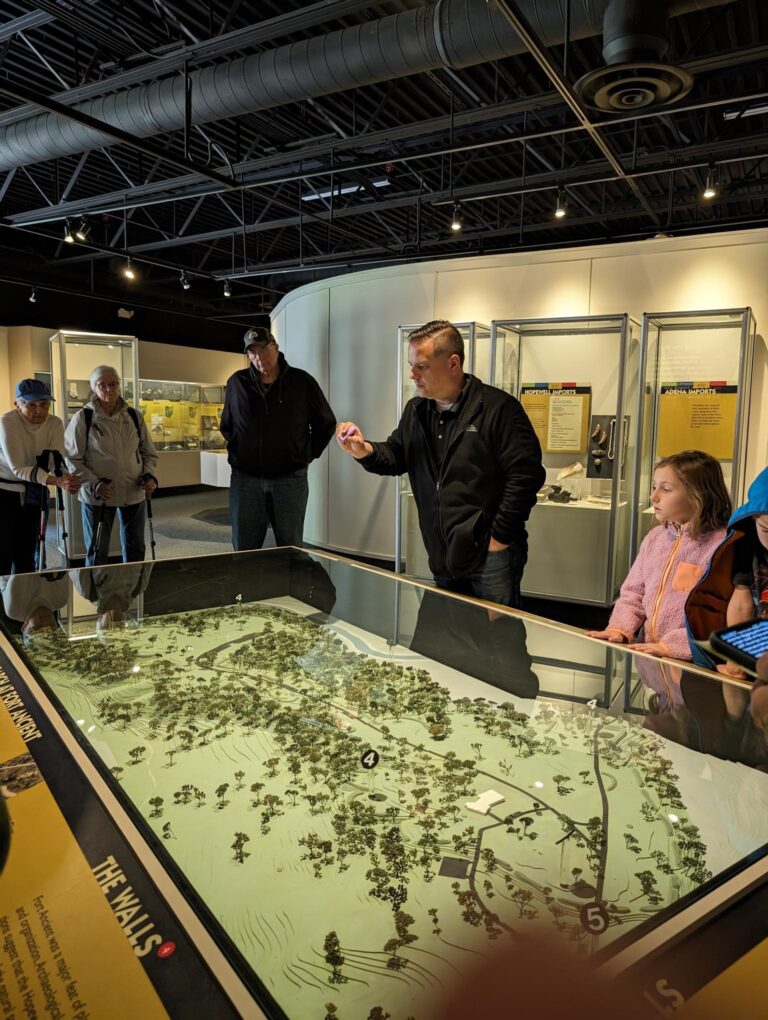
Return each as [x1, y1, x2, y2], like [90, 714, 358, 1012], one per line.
[395, 321, 492, 579]
[137, 379, 225, 452]
[635, 308, 756, 550]
[487, 315, 647, 606]
[50, 330, 139, 559]
[2, 548, 768, 1019]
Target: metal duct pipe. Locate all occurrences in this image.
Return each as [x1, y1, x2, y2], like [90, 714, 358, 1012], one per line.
[0, 0, 738, 172]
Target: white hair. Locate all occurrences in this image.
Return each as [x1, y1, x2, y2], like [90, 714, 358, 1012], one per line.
[89, 365, 121, 391]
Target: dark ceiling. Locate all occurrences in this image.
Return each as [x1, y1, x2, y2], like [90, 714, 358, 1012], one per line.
[0, 0, 766, 350]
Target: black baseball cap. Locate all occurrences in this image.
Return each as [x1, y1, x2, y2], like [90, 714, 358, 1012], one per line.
[243, 327, 276, 351]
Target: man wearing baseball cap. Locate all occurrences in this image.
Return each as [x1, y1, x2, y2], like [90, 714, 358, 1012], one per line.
[220, 327, 336, 550]
[0, 378, 81, 574]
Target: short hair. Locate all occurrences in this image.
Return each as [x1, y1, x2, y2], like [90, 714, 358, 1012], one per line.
[655, 450, 732, 538]
[89, 365, 121, 391]
[409, 320, 464, 365]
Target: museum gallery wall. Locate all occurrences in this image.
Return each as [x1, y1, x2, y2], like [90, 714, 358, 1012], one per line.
[271, 226, 768, 562]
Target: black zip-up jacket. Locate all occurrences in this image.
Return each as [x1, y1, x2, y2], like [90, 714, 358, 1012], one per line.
[360, 375, 545, 578]
[220, 354, 336, 477]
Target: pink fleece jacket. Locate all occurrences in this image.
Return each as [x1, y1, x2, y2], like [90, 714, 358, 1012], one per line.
[607, 523, 726, 660]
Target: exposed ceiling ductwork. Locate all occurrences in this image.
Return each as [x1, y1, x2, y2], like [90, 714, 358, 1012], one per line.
[0, 0, 739, 172]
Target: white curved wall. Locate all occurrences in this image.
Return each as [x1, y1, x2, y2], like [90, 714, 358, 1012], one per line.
[273, 227, 768, 560]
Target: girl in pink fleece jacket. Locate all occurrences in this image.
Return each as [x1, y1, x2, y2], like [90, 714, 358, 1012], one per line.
[588, 450, 731, 660]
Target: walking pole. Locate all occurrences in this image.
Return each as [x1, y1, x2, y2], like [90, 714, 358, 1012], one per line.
[145, 491, 157, 561]
[94, 478, 111, 563]
[52, 451, 70, 568]
[36, 449, 52, 573]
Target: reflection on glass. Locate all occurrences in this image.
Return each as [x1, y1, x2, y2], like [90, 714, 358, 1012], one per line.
[2, 549, 767, 1020]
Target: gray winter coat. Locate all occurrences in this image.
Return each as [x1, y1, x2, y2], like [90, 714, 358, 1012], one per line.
[64, 398, 158, 507]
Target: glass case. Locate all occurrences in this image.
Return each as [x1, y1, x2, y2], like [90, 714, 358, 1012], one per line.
[395, 322, 492, 579]
[489, 316, 646, 606]
[138, 380, 225, 452]
[635, 308, 756, 550]
[2, 548, 768, 1019]
[49, 331, 139, 559]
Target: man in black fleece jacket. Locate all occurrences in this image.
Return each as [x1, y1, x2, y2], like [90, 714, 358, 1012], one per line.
[336, 319, 544, 607]
[221, 327, 336, 550]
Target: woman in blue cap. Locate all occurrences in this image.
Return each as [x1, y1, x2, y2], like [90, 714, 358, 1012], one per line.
[0, 378, 80, 574]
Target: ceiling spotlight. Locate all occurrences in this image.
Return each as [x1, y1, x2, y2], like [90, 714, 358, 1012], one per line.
[122, 257, 136, 281]
[63, 219, 75, 243]
[450, 202, 464, 233]
[702, 169, 718, 200]
[180, 271, 191, 291]
[554, 188, 567, 219]
[29, 287, 37, 303]
[223, 279, 232, 298]
[74, 216, 90, 242]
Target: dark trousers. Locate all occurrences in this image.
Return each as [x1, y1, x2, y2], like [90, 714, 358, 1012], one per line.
[82, 502, 146, 566]
[434, 541, 526, 608]
[0, 489, 40, 575]
[229, 468, 309, 551]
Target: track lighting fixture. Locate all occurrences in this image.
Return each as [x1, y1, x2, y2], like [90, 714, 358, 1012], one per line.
[554, 188, 567, 219]
[74, 216, 90, 242]
[223, 279, 232, 298]
[450, 202, 464, 233]
[702, 169, 718, 200]
[180, 271, 191, 291]
[63, 219, 75, 243]
[29, 287, 37, 303]
[122, 257, 136, 281]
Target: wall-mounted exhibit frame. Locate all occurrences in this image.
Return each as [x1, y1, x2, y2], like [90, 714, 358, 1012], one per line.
[635, 308, 756, 551]
[50, 330, 138, 560]
[394, 321, 492, 580]
[489, 316, 645, 606]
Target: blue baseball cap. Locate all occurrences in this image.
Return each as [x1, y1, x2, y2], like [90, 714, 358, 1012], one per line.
[15, 378, 54, 402]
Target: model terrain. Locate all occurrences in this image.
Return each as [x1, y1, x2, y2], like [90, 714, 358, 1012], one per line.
[20, 597, 751, 1019]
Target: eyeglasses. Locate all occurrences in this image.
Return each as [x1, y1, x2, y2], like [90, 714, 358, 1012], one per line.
[96, 381, 120, 389]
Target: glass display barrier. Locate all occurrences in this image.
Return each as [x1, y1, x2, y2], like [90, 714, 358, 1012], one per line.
[489, 316, 646, 606]
[635, 308, 756, 551]
[395, 322, 492, 580]
[49, 331, 139, 559]
[138, 380, 225, 452]
[1, 549, 767, 1019]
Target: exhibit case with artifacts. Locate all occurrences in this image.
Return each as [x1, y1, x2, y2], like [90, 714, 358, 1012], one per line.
[488, 315, 646, 606]
[137, 380, 225, 452]
[49, 330, 139, 559]
[395, 321, 492, 578]
[3, 548, 768, 1017]
[635, 308, 756, 549]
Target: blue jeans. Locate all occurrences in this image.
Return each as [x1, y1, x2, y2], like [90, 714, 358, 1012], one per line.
[435, 541, 526, 609]
[83, 502, 146, 566]
[229, 468, 309, 551]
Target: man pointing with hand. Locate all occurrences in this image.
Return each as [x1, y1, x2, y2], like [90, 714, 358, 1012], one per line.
[337, 319, 544, 608]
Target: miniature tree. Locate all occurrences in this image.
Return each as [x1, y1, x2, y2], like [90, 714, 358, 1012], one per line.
[193, 787, 206, 808]
[552, 774, 574, 796]
[148, 796, 164, 818]
[368, 1010, 391, 1020]
[265, 757, 280, 777]
[165, 749, 176, 768]
[234, 770, 246, 790]
[323, 931, 347, 985]
[250, 782, 265, 806]
[480, 848, 497, 873]
[324, 1005, 338, 1020]
[110, 766, 125, 781]
[216, 783, 230, 809]
[162, 821, 174, 840]
[231, 832, 251, 864]
[128, 745, 146, 765]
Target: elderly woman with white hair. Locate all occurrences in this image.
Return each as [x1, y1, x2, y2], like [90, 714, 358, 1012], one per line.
[64, 365, 158, 566]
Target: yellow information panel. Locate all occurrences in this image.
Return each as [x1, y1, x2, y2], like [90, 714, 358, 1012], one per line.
[0, 691, 167, 1018]
[520, 383, 591, 453]
[657, 382, 737, 460]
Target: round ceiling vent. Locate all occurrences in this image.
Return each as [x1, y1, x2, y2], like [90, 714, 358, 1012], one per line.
[575, 62, 694, 113]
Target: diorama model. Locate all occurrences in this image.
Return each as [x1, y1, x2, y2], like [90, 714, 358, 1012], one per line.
[17, 596, 768, 1019]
